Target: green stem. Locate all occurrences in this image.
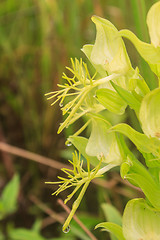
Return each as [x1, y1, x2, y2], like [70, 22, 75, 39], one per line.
[62, 180, 90, 232]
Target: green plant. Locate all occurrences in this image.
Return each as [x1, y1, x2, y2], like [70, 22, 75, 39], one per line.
[46, 1, 160, 239]
[0, 174, 19, 220]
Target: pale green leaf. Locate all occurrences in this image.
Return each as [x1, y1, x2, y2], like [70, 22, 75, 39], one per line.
[95, 222, 125, 240]
[111, 81, 141, 113]
[126, 173, 160, 209]
[101, 203, 122, 226]
[32, 219, 42, 232]
[9, 229, 45, 240]
[1, 174, 20, 216]
[110, 123, 160, 156]
[120, 29, 160, 77]
[101, 203, 122, 240]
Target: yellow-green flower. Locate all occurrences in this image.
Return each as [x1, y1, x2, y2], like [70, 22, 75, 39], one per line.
[82, 16, 132, 76]
[139, 88, 160, 139]
[120, 1, 160, 77]
[96, 198, 160, 240]
[86, 114, 122, 165]
[82, 16, 148, 95]
[123, 199, 160, 240]
[45, 58, 121, 134]
[147, 1, 160, 48]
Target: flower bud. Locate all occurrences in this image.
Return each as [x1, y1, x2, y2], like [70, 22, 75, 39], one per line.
[139, 88, 160, 139]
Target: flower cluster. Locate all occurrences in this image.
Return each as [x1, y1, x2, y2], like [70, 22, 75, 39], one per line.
[46, 1, 160, 238]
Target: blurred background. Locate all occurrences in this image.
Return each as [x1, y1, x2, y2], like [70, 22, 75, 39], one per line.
[0, 0, 158, 239]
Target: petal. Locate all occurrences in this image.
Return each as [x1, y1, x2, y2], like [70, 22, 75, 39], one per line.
[139, 88, 160, 139]
[89, 16, 132, 75]
[123, 199, 160, 240]
[147, 1, 160, 47]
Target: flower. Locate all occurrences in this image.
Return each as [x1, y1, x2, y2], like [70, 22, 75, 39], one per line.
[82, 16, 148, 96]
[123, 199, 160, 240]
[139, 87, 160, 139]
[46, 151, 116, 233]
[96, 198, 160, 240]
[82, 16, 132, 76]
[147, 1, 160, 48]
[85, 114, 122, 165]
[45, 58, 121, 134]
[120, 1, 160, 77]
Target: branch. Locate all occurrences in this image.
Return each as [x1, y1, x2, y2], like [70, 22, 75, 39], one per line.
[0, 141, 71, 170]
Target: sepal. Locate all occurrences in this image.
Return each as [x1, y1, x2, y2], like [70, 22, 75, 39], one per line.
[110, 123, 160, 157]
[83, 16, 132, 76]
[147, 1, 160, 48]
[120, 29, 160, 77]
[123, 198, 160, 240]
[96, 88, 127, 115]
[85, 114, 122, 165]
[139, 87, 160, 139]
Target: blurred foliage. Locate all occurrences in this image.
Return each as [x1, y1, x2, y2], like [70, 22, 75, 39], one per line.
[0, 0, 158, 239]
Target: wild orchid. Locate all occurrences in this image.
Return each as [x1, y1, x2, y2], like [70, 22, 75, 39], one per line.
[46, 1, 160, 237]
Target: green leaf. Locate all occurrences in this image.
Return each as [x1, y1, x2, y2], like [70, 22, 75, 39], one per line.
[142, 152, 160, 168]
[0, 231, 5, 240]
[1, 174, 20, 217]
[95, 222, 125, 240]
[101, 203, 122, 240]
[96, 88, 127, 115]
[120, 29, 160, 77]
[122, 150, 160, 207]
[111, 81, 141, 113]
[110, 123, 160, 156]
[126, 173, 160, 209]
[0, 200, 3, 213]
[68, 135, 100, 167]
[101, 203, 122, 226]
[70, 225, 91, 240]
[32, 219, 42, 232]
[121, 154, 160, 192]
[53, 238, 75, 240]
[9, 229, 45, 240]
